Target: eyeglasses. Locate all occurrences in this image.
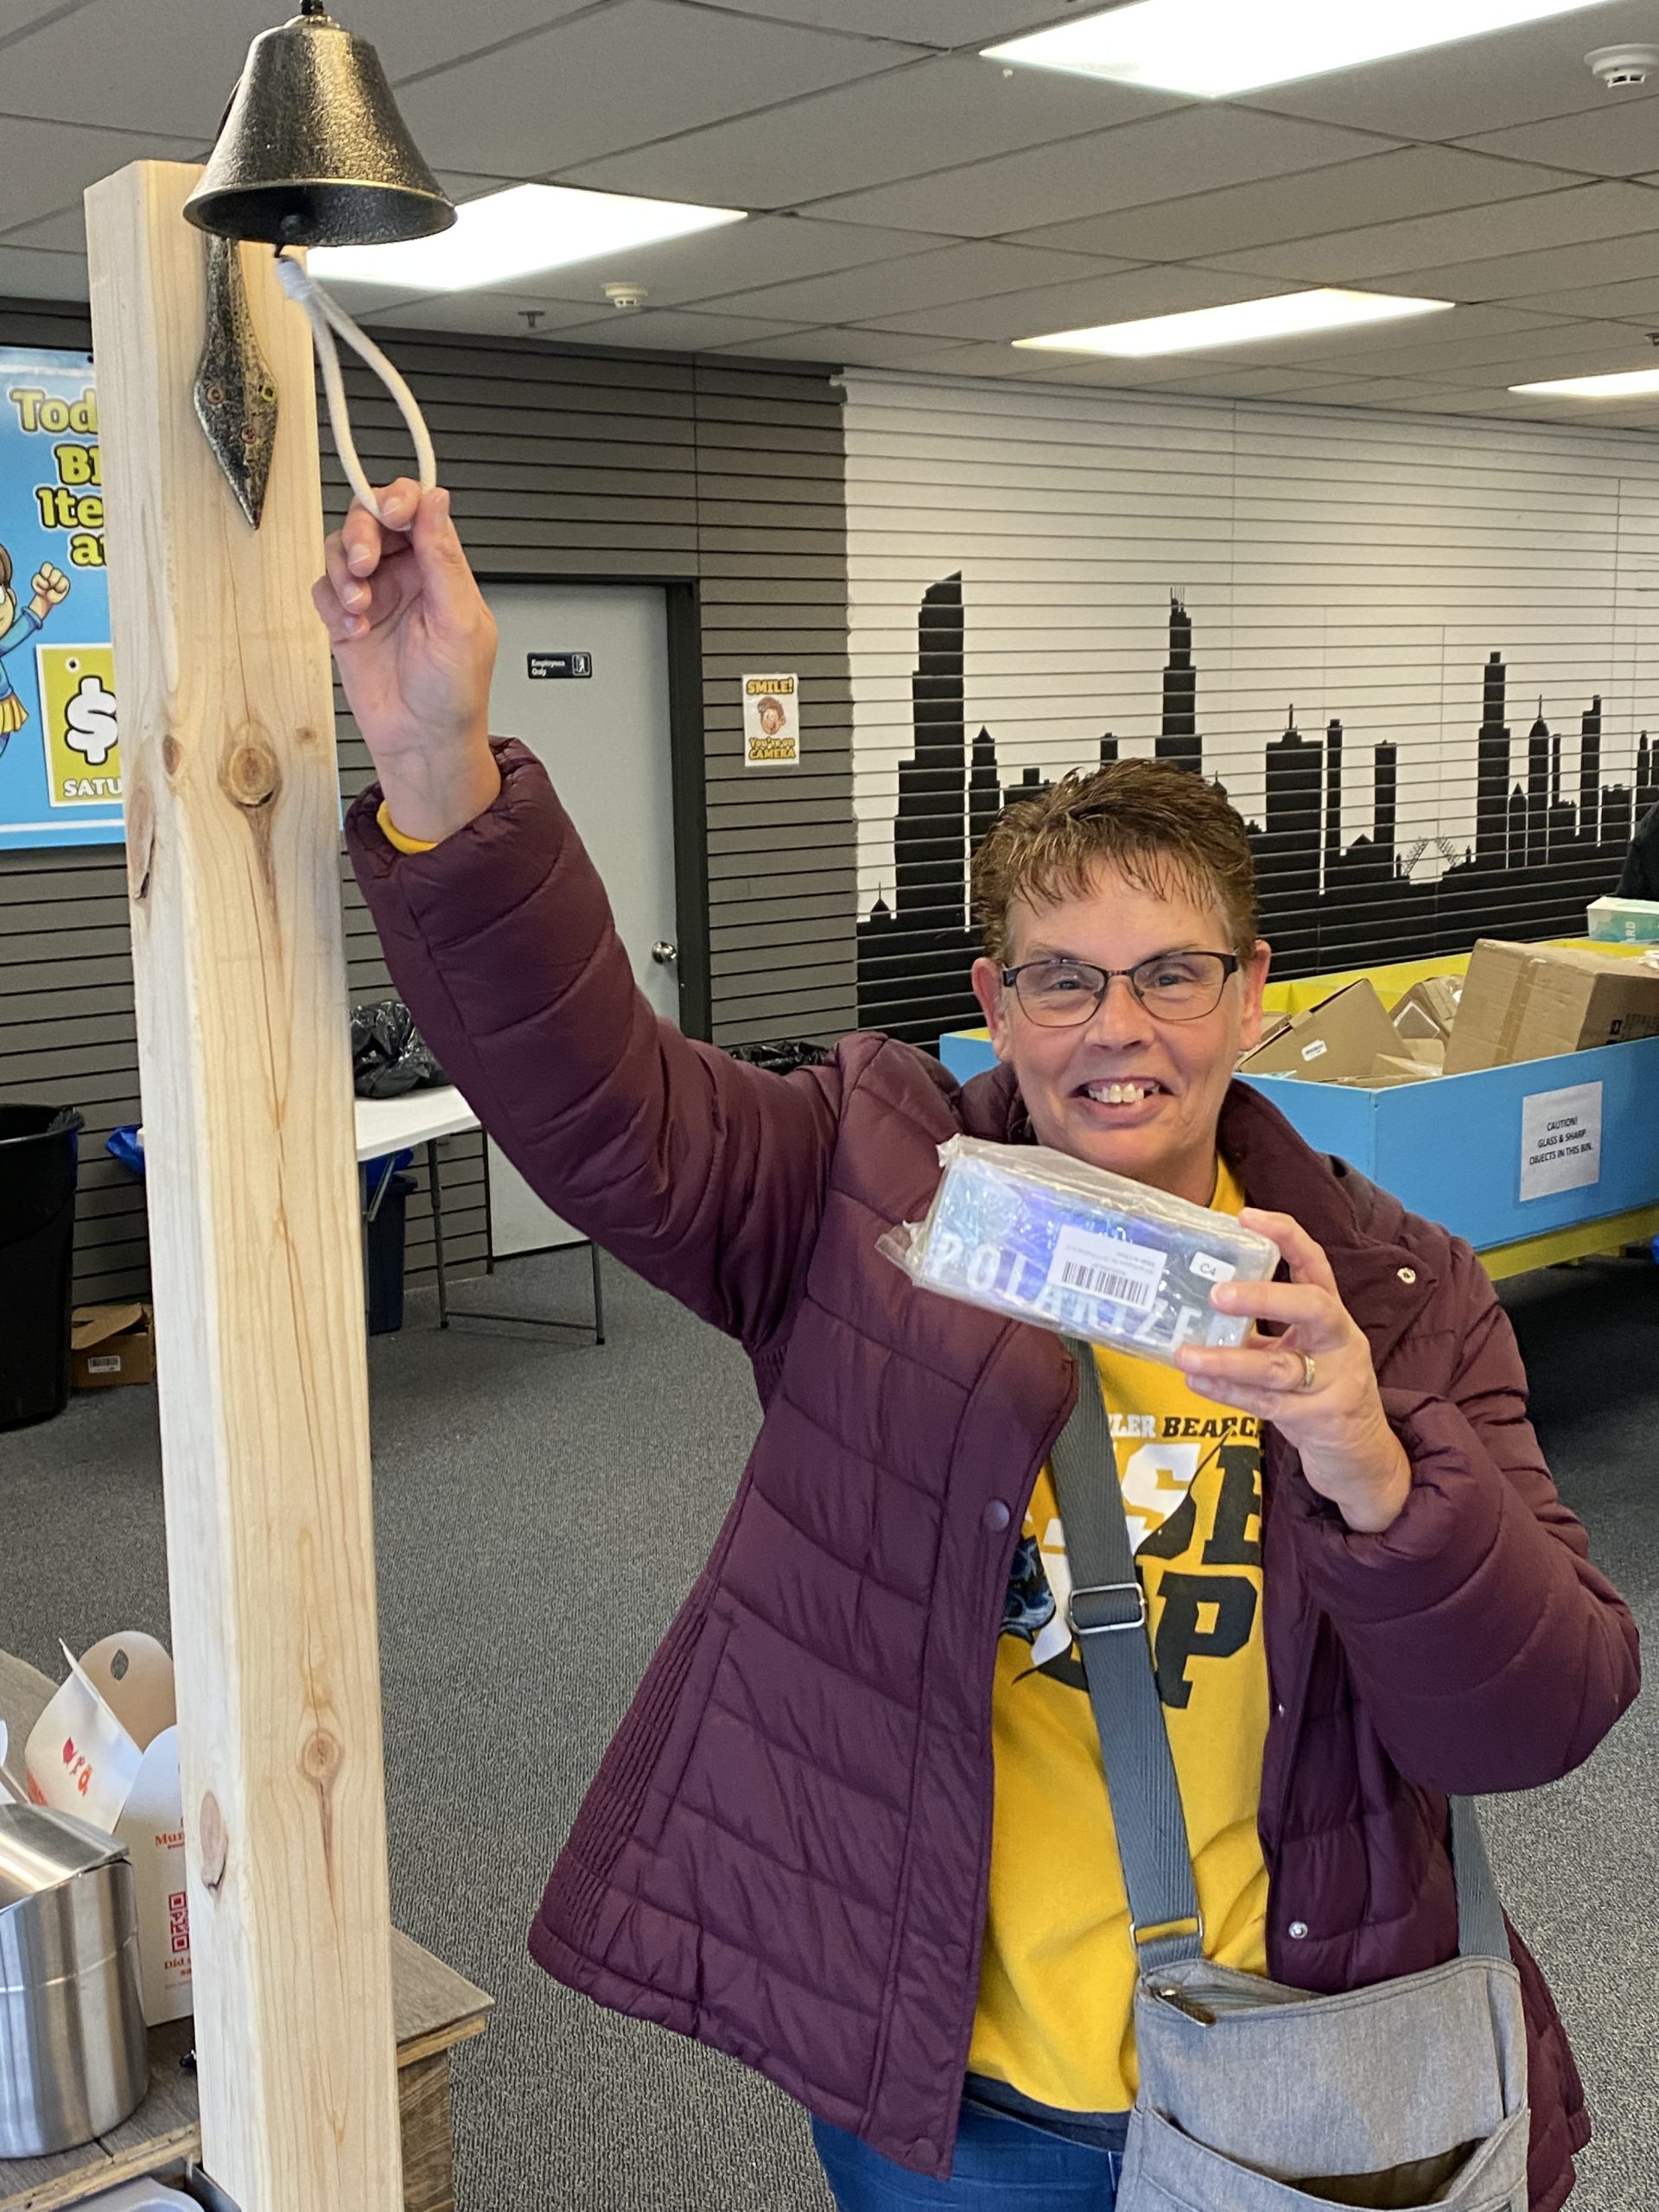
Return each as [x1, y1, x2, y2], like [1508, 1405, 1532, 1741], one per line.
[1001, 950, 1241, 1027]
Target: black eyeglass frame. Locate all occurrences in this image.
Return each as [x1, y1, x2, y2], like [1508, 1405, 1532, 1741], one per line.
[1000, 950, 1243, 1026]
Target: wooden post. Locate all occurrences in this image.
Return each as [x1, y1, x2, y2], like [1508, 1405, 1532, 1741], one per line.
[84, 162, 404, 2212]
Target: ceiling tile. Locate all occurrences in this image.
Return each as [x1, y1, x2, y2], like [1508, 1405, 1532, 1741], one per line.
[0, 241, 86, 302]
[718, 324, 965, 365]
[358, 292, 611, 337]
[1231, 0, 1659, 142]
[498, 214, 950, 309]
[365, 0, 599, 80]
[0, 0, 597, 139]
[1291, 317, 1587, 375]
[1139, 364, 1385, 397]
[1009, 147, 1575, 264]
[437, 171, 522, 200]
[537, 304, 818, 349]
[1503, 273, 1659, 322]
[1198, 181, 1659, 285]
[0, 116, 200, 234]
[1282, 374, 1497, 406]
[813, 107, 1390, 239]
[1362, 229, 1659, 302]
[1459, 96, 1659, 179]
[1212, 312, 1621, 378]
[1361, 390, 1517, 414]
[562, 52, 1179, 215]
[1423, 334, 1659, 385]
[0, 0, 79, 33]
[690, 238, 1134, 322]
[0, 165, 519, 260]
[695, 0, 1072, 45]
[0, 203, 88, 251]
[861, 264, 1274, 342]
[395, 1, 909, 176]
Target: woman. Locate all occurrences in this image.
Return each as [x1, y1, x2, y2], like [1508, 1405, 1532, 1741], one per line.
[320, 482, 1638, 2212]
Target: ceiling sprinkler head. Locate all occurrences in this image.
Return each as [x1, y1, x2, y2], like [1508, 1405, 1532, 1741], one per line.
[1587, 44, 1659, 87]
[604, 283, 649, 312]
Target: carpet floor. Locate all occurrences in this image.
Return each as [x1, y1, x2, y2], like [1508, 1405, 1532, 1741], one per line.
[2, 1244, 1652, 2210]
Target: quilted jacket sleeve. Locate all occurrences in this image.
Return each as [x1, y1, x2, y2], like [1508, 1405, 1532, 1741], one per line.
[346, 741, 838, 1352]
[1282, 1239, 1640, 1794]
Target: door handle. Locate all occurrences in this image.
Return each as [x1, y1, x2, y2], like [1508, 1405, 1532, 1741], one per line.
[651, 941, 679, 965]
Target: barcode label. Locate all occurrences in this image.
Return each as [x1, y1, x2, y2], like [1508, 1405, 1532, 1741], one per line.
[1046, 1228, 1166, 1313]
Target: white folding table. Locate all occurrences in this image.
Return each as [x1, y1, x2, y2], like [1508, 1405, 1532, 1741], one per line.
[353, 1085, 604, 1342]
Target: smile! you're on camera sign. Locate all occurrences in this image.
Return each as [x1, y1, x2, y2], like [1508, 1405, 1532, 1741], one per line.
[0, 346, 121, 850]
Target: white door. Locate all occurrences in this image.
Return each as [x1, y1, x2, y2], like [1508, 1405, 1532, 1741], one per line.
[482, 583, 680, 1255]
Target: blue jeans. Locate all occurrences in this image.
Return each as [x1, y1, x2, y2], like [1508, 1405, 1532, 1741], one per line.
[812, 2107, 1122, 2207]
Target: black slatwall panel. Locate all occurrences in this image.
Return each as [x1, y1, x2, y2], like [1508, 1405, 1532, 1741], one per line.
[0, 299, 856, 1300]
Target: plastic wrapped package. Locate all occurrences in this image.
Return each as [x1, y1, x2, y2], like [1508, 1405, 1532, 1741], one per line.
[880, 1136, 1281, 1366]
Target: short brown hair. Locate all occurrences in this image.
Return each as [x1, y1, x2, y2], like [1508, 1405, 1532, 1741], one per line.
[971, 758, 1259, 964]
[0, 545, 10, 593]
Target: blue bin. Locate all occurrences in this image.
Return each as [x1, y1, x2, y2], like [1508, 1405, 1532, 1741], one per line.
[939, 1028, 1659, 1253]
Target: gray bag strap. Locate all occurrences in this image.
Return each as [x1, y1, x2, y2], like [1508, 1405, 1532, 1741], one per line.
[1051, 1338, 1205, 1972]
[1052, 1341, 1511, 1973]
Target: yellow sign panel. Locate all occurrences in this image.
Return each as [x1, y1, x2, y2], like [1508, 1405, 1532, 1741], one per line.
[36, 643, 119, 808]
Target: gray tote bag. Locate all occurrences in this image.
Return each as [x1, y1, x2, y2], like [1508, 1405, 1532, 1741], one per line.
[1051, 1342, 1529, 2212]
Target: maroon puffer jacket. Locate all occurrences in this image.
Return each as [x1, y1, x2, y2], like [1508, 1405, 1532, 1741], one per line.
[349, 744, 1639, 2208]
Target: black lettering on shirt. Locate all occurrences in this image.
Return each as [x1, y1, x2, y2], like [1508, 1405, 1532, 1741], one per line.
[1201, 1442, 1263, 1569]
[1154, 1573, 1258, 1707]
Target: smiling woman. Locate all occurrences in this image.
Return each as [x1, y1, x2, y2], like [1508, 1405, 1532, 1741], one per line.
[969, 760, 1269, 1206]
[331, 481, 1638, 2212]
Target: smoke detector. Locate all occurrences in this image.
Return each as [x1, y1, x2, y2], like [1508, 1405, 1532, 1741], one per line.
[1587, 45, 1659, 87]
[603, 283, 649, 312]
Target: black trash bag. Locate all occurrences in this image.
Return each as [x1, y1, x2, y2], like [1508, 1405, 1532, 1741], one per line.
[350, 998, 448, 1098]
[725, 1039, 833, 1075]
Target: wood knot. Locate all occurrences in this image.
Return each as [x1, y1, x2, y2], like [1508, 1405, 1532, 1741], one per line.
[197, 1790, 229, 1893]
[161, 734, 182, 779]
[301, 1727, 343, 1789]
[220, 734, 281, 811]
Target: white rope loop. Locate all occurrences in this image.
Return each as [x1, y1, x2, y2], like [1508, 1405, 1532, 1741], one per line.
[276, 251, 436, 525]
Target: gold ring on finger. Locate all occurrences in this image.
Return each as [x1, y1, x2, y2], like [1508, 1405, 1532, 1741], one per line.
[1297, 1351, 1318, 1393]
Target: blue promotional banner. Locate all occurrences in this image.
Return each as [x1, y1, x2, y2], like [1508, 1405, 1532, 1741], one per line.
[0, 346, 120, 851]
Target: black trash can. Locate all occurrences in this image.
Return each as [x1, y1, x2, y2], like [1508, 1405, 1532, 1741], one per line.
[364, 1166, 414, 1336]
[0, 1104, 84, 1429]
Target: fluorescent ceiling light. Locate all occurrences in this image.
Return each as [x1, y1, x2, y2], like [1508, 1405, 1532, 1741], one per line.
[1510, 368, 1659, 397]
[985, 0, 1615, 99]
[1015, 289, 1455, 359]
[310, 183, 745, 292]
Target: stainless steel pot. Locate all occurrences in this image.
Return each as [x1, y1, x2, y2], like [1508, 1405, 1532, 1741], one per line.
[0, 1801, 149, 2156]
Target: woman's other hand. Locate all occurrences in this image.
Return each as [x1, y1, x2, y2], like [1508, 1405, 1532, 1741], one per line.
[1174, 1208, 1413, 1535]
[314, 477, 500, 844]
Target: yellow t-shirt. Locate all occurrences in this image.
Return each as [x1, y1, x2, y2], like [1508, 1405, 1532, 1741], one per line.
[969, 1158, 1270, 2114]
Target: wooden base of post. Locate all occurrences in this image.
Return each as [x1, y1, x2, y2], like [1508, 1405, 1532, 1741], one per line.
[85, 161, 403, 2212]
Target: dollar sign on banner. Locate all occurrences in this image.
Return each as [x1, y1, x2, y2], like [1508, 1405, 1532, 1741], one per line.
[63, 673, 118, 766]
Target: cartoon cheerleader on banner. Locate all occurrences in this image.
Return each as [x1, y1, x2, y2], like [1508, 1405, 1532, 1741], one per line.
[0, 546, 71, 759]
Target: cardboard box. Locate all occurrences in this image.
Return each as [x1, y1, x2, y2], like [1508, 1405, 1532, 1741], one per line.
[71, 1303, 156, 1389]
[1391, 976, 1462, 1044]
[1236, 978, 1402, 1084]
[1445, 940, 1659, 1074]
[24, 1633, 191, 2024]
[1338, 1053, 1439, 1088]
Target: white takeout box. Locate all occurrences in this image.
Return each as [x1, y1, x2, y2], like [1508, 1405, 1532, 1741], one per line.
[24, 1631, 192, 2024]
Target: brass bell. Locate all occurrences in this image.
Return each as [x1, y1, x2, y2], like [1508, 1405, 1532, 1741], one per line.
[184, 0, 454, 250]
